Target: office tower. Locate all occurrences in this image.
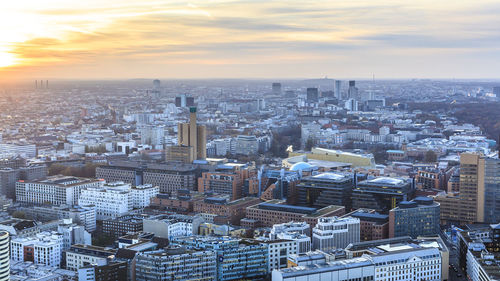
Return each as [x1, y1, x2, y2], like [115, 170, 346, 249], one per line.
[234, 135, 259, 155]
[178, 107, 206, 159]
[295, 172, 353, 210]
[151, 79, 161, 99]
[436, 153, 500, 225]
[493, 86, 500, 97]
[272, 82, 282, 95]
[389, 196, 440, 238]
[334, 80, 342, 99]
[135, 246, 216, 281]
[352, 177, 414, 214]
[348, 80, 359, 100]
[0, 231, 8, 281]
[312, 217, 360, 251]
[306, 88, 319, 103]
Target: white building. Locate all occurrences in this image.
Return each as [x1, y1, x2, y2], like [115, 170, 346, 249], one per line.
[143, 214, 203, 239]
[140, 125, 165, 147]
[0, 143, 36, 158]
[15, 176, 101, 206]
[312, 216, 360, 251]
[270, 222, 311, 254]
[11, 231, 64, 267]
[65, 245, 115, 271]
[273, 247, 442, 281]
[234, 135, 259, 155]
[131, 184, 159, 209]
[57, 219, 91, 250]
[261, 239, 298, 272]
[78, 182, 132, 220]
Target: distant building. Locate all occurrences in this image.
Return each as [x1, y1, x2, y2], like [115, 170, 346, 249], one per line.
[16, 176, 101, 206]
[96, 161, 199, 193]
[165, 145, 195, 163]
[102, 214, 146, 237]
[0, 165, 47, 199]
[178, 107, 206, 159]
[347, 209, 389, 241]
[389, 196, 440, 238]
[234, 135, 259, 155]
[334, 80, 342, 99]
[347, 80, 359, 100]
[306, 88, 319, 103]
[272, 82, 282, 95]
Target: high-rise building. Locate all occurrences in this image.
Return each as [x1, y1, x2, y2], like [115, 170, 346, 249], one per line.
[178, 107, 206, 160]
[334, 80, 342, 99]
[436, 152, 500, 225]
[0, 231, 8, 281]
[348, 80, 359, 100]
[140, 125, 165, 147]
[389, 196, 440, 238]
[493, 86, 500, 97]
[306, 88, 319, 103]
[272, 82, 282, 95]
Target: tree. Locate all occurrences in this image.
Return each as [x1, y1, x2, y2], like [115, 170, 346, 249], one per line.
[12, 211, 26, 219]
[424, 150, 437, 163]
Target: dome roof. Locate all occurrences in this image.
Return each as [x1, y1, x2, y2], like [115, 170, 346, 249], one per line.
[290, 162, 314, 171]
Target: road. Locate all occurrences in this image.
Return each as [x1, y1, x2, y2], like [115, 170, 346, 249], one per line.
[441, 232, 467, 281]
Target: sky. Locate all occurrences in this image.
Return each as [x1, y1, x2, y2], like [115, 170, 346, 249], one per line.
[1, 0, 500, 80]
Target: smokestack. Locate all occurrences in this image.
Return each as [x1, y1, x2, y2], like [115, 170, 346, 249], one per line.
[35, 80, 37, 89]
[46, 80, 48, 89]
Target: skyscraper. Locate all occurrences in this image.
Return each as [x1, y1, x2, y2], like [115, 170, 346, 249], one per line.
[306, 88, 319, 103]
[178, 107, 206, 159]
[435, 152, 500, 225]
[348, 80, 359, 100]
[334, 80, 342, 99]
[272, 82, 282, 95]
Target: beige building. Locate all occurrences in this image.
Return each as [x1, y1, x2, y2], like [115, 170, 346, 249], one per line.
[165, 145, 194, 163]
[288, 147, 375, 168]
[435, 153, 486, 225]
[177, 107, 206, 160]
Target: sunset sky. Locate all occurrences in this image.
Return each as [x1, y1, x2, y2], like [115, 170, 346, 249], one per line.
[1, 0, 499, 80]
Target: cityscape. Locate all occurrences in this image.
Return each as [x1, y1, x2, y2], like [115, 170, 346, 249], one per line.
[0, 1, 500, 281]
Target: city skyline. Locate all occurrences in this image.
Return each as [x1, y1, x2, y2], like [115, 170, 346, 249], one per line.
[1, 0, 500, 80]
